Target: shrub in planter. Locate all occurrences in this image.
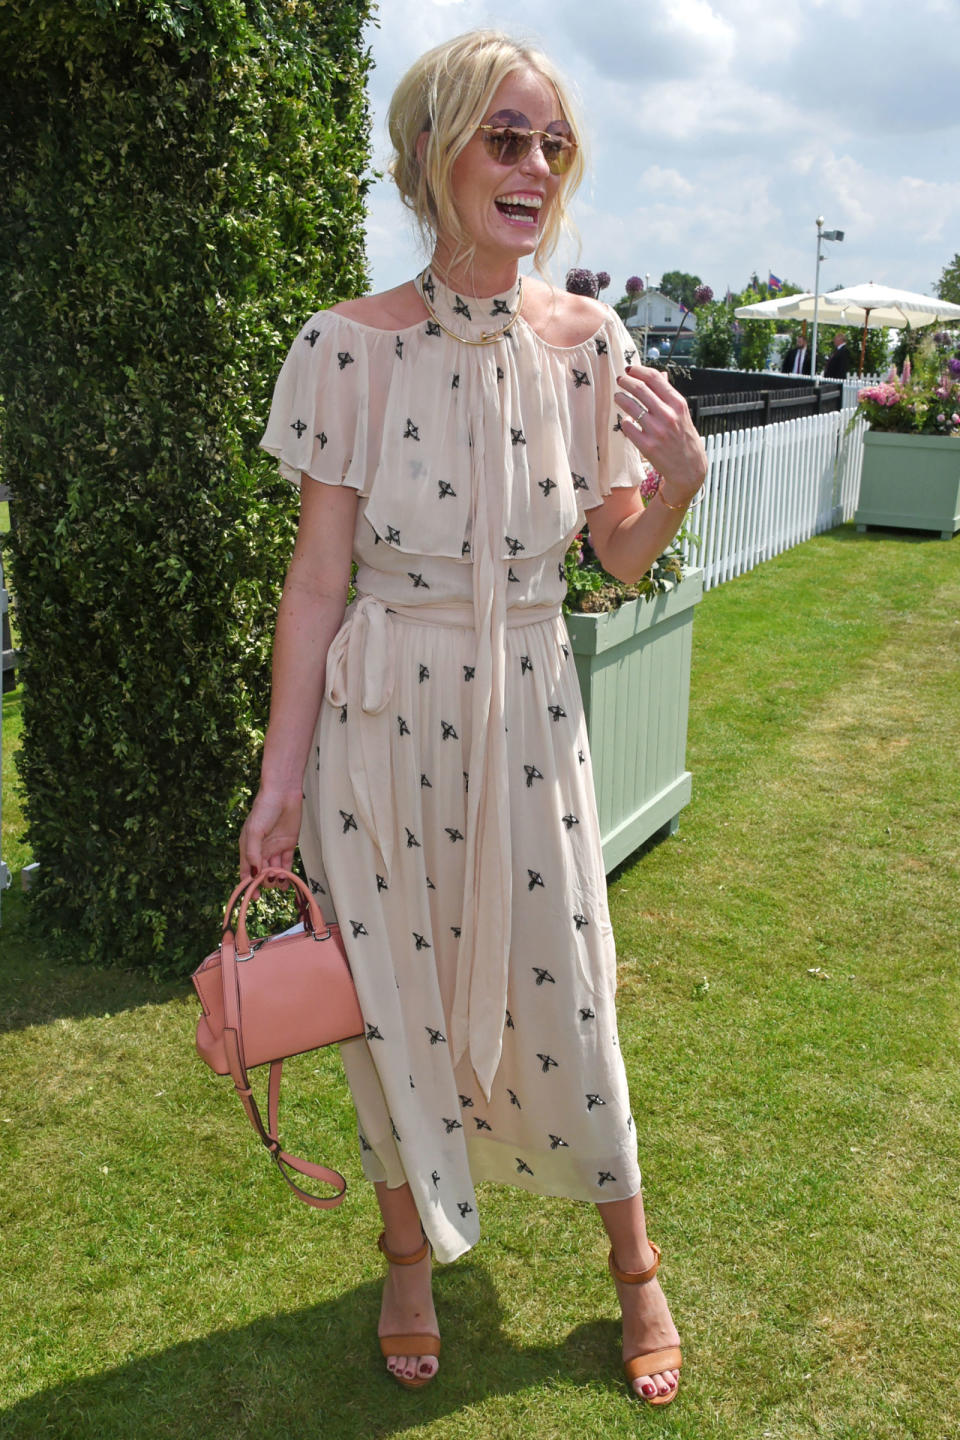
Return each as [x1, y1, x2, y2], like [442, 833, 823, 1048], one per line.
[0, 0, 374, 971]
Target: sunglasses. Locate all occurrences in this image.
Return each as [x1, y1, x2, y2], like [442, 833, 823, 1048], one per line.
[476, 109, 577, 176]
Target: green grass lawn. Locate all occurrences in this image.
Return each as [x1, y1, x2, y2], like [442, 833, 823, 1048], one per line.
[1, 524, 958, 1439]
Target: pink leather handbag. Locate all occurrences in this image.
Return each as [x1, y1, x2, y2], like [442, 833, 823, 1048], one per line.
[192, 867, 364, 1208]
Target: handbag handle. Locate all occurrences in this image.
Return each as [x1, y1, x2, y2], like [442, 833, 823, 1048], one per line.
[227, 867, 328, 957]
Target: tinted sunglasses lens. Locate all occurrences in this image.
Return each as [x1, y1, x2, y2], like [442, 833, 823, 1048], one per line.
[541, 136, 573, 174]
[483, 127, 531, 165]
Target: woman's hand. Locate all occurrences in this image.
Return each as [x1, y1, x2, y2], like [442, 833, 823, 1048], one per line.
[238, 786, 303, 882]
[614, 364, 707, 503]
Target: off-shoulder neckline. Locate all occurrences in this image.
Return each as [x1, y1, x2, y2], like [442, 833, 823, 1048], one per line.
[320, 305, 619, 355]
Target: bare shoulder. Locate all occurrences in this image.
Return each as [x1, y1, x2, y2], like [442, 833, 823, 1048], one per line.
[521, 277, 609, 347]
[329, 281, 426, 332]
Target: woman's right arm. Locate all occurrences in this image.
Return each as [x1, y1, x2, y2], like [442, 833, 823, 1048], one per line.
[239, 476, 358, 880]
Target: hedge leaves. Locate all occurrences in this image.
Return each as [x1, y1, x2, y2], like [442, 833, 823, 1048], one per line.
[0, 0, 374, 970]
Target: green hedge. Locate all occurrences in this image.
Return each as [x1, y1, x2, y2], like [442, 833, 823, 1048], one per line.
[0, 0, 374, 971]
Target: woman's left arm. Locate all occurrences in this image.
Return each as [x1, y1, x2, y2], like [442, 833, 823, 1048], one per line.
[587, 364, 707, 584]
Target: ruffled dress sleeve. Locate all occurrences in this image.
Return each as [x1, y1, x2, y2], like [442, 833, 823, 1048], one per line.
[583, 308, 651, 506]
[259, 311, 374, 490]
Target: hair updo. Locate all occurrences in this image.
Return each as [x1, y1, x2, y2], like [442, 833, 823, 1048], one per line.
[387, 29, 585, 274]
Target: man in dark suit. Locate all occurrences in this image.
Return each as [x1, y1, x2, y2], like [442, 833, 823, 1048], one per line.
[781, 334, 811, 375]
[824, 332, 851, 378]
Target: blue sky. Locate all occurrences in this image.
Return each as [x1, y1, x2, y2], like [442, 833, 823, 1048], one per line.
[362, 0, 959, 302]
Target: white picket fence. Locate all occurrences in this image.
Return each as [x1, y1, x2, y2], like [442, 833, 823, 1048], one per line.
[680, 393, 869, 591]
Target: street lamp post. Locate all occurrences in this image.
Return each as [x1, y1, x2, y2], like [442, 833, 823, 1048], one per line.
[811, 216, 844, 379]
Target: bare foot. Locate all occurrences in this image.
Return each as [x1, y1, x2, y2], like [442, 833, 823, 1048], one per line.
[378, 1240, 440, 1385]
[611, 1250, 681, 1402]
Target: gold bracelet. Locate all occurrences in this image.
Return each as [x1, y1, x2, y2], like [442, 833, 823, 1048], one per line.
[656, 483, 703, 512]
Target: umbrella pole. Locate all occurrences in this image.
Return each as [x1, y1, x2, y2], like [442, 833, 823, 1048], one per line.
[859, 312, 870, 376]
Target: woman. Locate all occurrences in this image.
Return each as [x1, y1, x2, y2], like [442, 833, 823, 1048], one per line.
[240, 29, 706, 1405]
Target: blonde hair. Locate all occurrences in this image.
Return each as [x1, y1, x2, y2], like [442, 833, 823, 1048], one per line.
[388, 29, 585, 274]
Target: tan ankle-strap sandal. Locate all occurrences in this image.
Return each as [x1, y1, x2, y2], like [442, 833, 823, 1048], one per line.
[608, 1241, 682, 1406]
[377, 1231, 441, 1390]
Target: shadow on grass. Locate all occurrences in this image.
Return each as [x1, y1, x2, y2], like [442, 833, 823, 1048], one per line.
[824, 520, 952, 546]
[0, 887, 187, 1034]
[0, 1264, 622, 1440]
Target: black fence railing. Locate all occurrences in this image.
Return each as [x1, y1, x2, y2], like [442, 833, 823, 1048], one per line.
[670, 370, 844, 437]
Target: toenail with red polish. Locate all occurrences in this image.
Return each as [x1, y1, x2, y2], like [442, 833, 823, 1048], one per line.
[641, 1383, 655, 1396]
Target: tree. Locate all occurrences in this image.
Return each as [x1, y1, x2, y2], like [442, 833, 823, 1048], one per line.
[936, 254, 960, 306]
[692, 300, 735, 368]
[659, 271, 703, 310]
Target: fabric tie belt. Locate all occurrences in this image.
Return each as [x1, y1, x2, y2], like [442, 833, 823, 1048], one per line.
[324, 592, 563, 1097]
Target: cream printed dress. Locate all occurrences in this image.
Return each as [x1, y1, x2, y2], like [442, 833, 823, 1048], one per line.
[261, 272, 650, 1264]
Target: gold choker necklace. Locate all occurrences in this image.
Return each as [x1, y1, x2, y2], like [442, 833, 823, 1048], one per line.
[416, 269, 522, 346]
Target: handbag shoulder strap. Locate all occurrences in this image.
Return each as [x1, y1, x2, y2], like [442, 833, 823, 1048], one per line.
[222, 1026, 349, 1209]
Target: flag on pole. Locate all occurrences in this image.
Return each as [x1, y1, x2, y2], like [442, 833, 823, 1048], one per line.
[768, 272, 783, 292]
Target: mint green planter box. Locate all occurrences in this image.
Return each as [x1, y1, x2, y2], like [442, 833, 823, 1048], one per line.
[855, 431, 960, 540]
[565, 568, 703, 874]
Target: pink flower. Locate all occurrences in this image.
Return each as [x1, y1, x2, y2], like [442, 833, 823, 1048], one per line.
[639, 467, 662, 500]
[902, 360, 912, 383]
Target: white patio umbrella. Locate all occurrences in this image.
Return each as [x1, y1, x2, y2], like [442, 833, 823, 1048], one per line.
[817, 282, 960, 372]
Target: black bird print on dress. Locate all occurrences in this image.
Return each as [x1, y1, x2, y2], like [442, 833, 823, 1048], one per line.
[426, 1026, 446, 1045]
[441, 720, 458, 740]
[507, 568, 520, 582]
[304, 328, 321, 347]
[337, 351, 354, 370]
[339, 704, 347, 724]
[458, 1201, 474, 1216]
[578, 748, 586, 765]
[308, 877, 326, 896]
[422, 272, 436, 301]
[431, 1170, 440, 1188]
[405, 828, 421, 848]
[548, 705, 566, 722]
[458, 1094, 474, 1108]
[539, 477, 557, 495]
[453, 296, 471, 319]
[586, 1093, 606, 1110]
[443, 1117, 463, 1133]
[524, 764, 543, 787]
[561, 642, 570, 658]
[516, 1158, 534, 1175]
[408, 572, 430, 588]
[613, 415, 624, 433]
[572, 472, 588, 490]
[386, 525, 401, 545]
[474, 1117, 492, 1131]
[291, 418, 307, 437]
[315, 430, 328, 450]
[595, 336, 608, 355]
[419, 664, 430, 682]
[413, 933, 431, 950]
[549, 1135, 569, 1149]
[572, 368, 590, 388]
[537, 1054, 558, 1073]
[350, 921, 368, 938]
[451, 926, 461, 939]
[511, 427, 526, 446]
[573, 913, 589, 931]
[520, 655, 533, 674]
[403, 419, 420, 440]
[426, 320, 441, 337]
[597, 1171, 617, 1186]
[340, 810, 357, 833]
[391, 1119, 401, 1142]
[496, 365, 504, 381]
[505, 1010, 515, 1029]
[527, 870, 544, 891]
[438, 481, 455, 498]
[462, 540, 471, 556]
[397, 716, 410, 735]
[420, 774, 432, 788]
[359, 1133, 371, 1151]
[505, 536, 525, 556]
[490, 297, 511, 316]
[463, 666, 475, 681]
[395, 336, 403, 358]
[508, 1088, 521, 1108]
[426, 875, 436, 889]
[533, 967, 555, 985]
[366, 1024, 383, 1040]
[625, 347, 636, 364]
[562, 813, 579, 829]
[579, 1007, 596, 1021]
[451, 374, 459, 389]
[445, 828, 464, 842]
